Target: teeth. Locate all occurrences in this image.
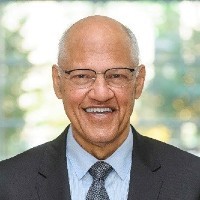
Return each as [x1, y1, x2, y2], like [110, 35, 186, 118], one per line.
[85, 108, 112, 113]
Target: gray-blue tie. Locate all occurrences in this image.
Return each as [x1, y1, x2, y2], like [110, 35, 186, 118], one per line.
[86, 161, 113, 200]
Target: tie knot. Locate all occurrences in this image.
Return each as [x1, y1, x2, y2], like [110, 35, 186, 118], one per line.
[89, 161, 113, 180]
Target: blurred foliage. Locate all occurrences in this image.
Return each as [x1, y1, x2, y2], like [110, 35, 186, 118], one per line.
[141, 3, 200, 149]
[0, 5, 32, 159]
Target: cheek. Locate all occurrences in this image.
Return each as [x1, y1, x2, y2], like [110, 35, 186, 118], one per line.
[61, 88, 85, 115]
[116, 87, 135, 106]
[124, 94, 135, 111]
[116, 89, 135, 117]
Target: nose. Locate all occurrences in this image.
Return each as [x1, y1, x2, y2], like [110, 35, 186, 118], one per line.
[87, 75, 114, 102]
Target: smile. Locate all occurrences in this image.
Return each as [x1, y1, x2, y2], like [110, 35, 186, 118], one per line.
[85, 107, 113, 113]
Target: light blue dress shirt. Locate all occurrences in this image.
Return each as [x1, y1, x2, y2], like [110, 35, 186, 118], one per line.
[66, 126, 133, 200]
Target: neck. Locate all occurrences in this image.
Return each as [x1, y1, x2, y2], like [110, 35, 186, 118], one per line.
[73, 130, 129, 160]
[88, 144, 121, 160]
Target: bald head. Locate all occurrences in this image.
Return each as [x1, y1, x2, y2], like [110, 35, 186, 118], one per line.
[58, 15, 139, 67]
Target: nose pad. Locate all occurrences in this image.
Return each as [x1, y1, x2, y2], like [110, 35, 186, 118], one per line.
[88, 74, 114, 102]
[88, 72, 109, 89]
[93, 73, 108, 86]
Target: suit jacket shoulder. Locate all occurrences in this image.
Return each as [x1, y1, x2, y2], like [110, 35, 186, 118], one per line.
[129, 126, 200, 200]
[0, 127, 71, 200]
[135, 129, 200, 171]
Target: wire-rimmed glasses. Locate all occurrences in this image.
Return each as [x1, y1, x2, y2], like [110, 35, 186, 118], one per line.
[57, 66, 138, 88]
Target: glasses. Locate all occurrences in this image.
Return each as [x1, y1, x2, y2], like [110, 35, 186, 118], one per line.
[58, 66, 137, 88]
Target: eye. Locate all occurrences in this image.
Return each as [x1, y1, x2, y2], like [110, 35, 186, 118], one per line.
[75, 74, 88, 79]
[71, 73, 92, 80]
[107, 73, 127, 79]
[111, 74, 123, 78]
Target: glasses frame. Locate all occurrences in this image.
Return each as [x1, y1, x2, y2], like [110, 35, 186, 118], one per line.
[57, 66, 137, 88]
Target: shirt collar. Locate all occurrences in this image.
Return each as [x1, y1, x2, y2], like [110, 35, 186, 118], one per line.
[66, 127, 98, 180]
[106, 129, 133, 180]
[66, 126, 133, 181]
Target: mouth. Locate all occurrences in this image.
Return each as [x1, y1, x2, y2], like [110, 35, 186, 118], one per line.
[84, 107, 114, 114]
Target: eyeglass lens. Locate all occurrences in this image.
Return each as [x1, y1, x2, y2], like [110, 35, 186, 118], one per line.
[63, 68, 135, 88]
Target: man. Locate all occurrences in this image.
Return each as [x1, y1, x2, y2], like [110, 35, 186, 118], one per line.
[0, 15, 200, 200]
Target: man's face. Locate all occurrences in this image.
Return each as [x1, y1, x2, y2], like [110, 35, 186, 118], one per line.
[52, 20, 145, 157]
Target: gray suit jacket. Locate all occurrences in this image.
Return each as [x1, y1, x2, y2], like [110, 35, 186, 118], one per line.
[0, 125, 200, 200]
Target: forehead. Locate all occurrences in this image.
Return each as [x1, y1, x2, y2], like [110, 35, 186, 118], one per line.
[60, 17, 134, 68]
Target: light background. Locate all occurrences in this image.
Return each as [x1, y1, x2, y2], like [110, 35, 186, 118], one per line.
[0, 0, 200, 160]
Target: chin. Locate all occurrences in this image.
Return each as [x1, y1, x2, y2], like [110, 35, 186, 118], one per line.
[87, 131, 117, 145]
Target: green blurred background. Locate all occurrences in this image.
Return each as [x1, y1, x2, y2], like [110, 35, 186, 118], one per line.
[0, 0, 200, 160]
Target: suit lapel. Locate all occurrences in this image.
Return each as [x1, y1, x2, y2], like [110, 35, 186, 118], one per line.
[35, 125, 163, 200]
[36, 126, 71, 200]
[128, 126, 163, 200]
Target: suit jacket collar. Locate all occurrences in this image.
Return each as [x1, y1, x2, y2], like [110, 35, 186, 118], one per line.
[128, 126, 163, 200]
[36, 125, 163, 200]
[36, 126, 71, 200]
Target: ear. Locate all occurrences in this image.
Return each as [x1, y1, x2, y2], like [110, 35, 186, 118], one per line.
[52, 64, 63, 99]
[134, 64, 146, 99]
